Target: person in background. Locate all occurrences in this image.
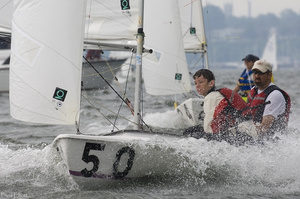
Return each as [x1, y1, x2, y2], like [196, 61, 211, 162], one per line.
[242, 60, 291, 137]
[183, 69, 250, 144]
[233, 54, 259, 101]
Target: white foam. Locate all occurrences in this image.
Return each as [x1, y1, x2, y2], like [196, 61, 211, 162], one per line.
[143, 110, 189, 129]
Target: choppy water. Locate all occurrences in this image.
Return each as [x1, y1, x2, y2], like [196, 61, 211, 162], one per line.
[1, 68, 300, 199]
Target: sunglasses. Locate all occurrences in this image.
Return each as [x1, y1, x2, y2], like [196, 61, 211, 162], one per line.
[253, 70, 269, 75]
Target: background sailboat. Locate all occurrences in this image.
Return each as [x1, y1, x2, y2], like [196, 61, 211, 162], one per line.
[174, 0, 209, 127]
[0, 0, 130, 93]
[262, 28, 277, 71]
[179, 0, 209, 69]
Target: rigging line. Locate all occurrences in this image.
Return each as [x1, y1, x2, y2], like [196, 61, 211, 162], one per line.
[202, 0, 214, 65]
[189, 53, 202, 68]
[81, 92, 138, 126]
[139, 114, 153, 133]
[112, 51, 134, 132]
[85, 0, 93, 40]
[83, 55, 134, 114]
[104, 57, 124, 91]
[138, 76, 153, 133]
[92, 45, 132, 102]
[190, 0, 193, 27]
[81, 93, 120, 130]
[84, 60, 121, 78]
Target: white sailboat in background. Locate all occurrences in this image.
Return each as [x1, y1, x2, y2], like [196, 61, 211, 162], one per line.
[0, 0, 129, 92]
[0, 0, 12, 34]
[179, 0, 209, 69]
[0, 49, 9, 93]
[0, 0, 12, 93]
[10, 0, 195, 187]
[175, 0, 209, 127]
[262, 28, 277, 71]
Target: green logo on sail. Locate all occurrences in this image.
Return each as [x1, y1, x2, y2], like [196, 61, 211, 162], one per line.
[190, 27, 196, 35]
[120, 0, 130, 10]
[175, 73, 182, 80]
[53, 87, 67, 102]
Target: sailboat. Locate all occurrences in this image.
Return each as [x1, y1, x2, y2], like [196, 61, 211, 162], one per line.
[175, 0, 209, 127]
[10, 0, 195, 186]
[262, 28, 277, 71]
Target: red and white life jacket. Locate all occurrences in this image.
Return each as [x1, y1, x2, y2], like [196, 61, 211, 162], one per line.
[210, 88, 248, 133]
[247, 85, 291, 132]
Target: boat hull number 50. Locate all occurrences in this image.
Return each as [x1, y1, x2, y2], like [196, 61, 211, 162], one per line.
[80, 142, 135, 178]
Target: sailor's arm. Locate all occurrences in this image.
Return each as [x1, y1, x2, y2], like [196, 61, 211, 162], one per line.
[256, 115, 275, 134]
[257, 90, 285, 134]
[233, 83, 240, 93]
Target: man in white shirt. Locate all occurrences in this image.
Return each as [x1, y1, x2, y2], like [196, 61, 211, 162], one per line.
[241, 60, 291, 137]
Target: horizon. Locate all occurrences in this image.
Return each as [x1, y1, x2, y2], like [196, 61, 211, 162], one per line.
[204, 0, 300, 17]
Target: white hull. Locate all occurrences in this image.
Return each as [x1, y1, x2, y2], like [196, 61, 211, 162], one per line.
[0, 58, 126, 93]
[176, 98, 204, 127]
[53, 130, 185, 188]
[0, 65, 9, 93]
[0, 49, 10, 92]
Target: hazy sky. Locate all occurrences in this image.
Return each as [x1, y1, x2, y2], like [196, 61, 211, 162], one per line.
[204, 0, 300, 17]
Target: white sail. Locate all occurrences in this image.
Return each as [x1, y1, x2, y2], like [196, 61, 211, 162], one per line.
[10, 0, 87, 125]
[142, 0, 191, 96]
[178, 0, 209, 68]
[84, 0, 139, 49]
[178, 0, 206, 52]
[262, 29, 277, 71]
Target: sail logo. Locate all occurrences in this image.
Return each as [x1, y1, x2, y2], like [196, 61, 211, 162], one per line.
[175, 73, 182, 80]
[53, 87, 67, 102]
[190, 27, 196, 35]
[120, 0, 130, 10]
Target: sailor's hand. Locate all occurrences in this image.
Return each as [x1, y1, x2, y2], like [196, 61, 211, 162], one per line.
[237, 120, 258, 138]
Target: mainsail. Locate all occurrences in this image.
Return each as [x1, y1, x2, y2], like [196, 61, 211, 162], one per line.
[85, 0, 192, 96]
[10, 0, 87, 125]
[178, 0, 208, 68]
[142, 0, 191, 96]
[9, 0, 192, 124]
[84, 0, 139, 50]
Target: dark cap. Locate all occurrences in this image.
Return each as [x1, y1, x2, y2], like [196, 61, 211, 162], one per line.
[242, 54, 259, 62]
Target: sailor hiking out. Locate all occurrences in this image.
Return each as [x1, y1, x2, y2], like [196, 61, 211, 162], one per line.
[183, 69, 253, 145]
[184, 63, 291, 145]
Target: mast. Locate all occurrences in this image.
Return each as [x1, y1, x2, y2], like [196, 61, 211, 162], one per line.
[133, 0, 144, 130]
[198, 0, 209, 69]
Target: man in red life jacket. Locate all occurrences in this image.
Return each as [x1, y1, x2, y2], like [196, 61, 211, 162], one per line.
[241, 60, 291, 137]
[183, 69, 252, 144]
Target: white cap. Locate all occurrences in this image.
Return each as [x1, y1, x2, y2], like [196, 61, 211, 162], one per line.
[252, 59, 272, 73]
